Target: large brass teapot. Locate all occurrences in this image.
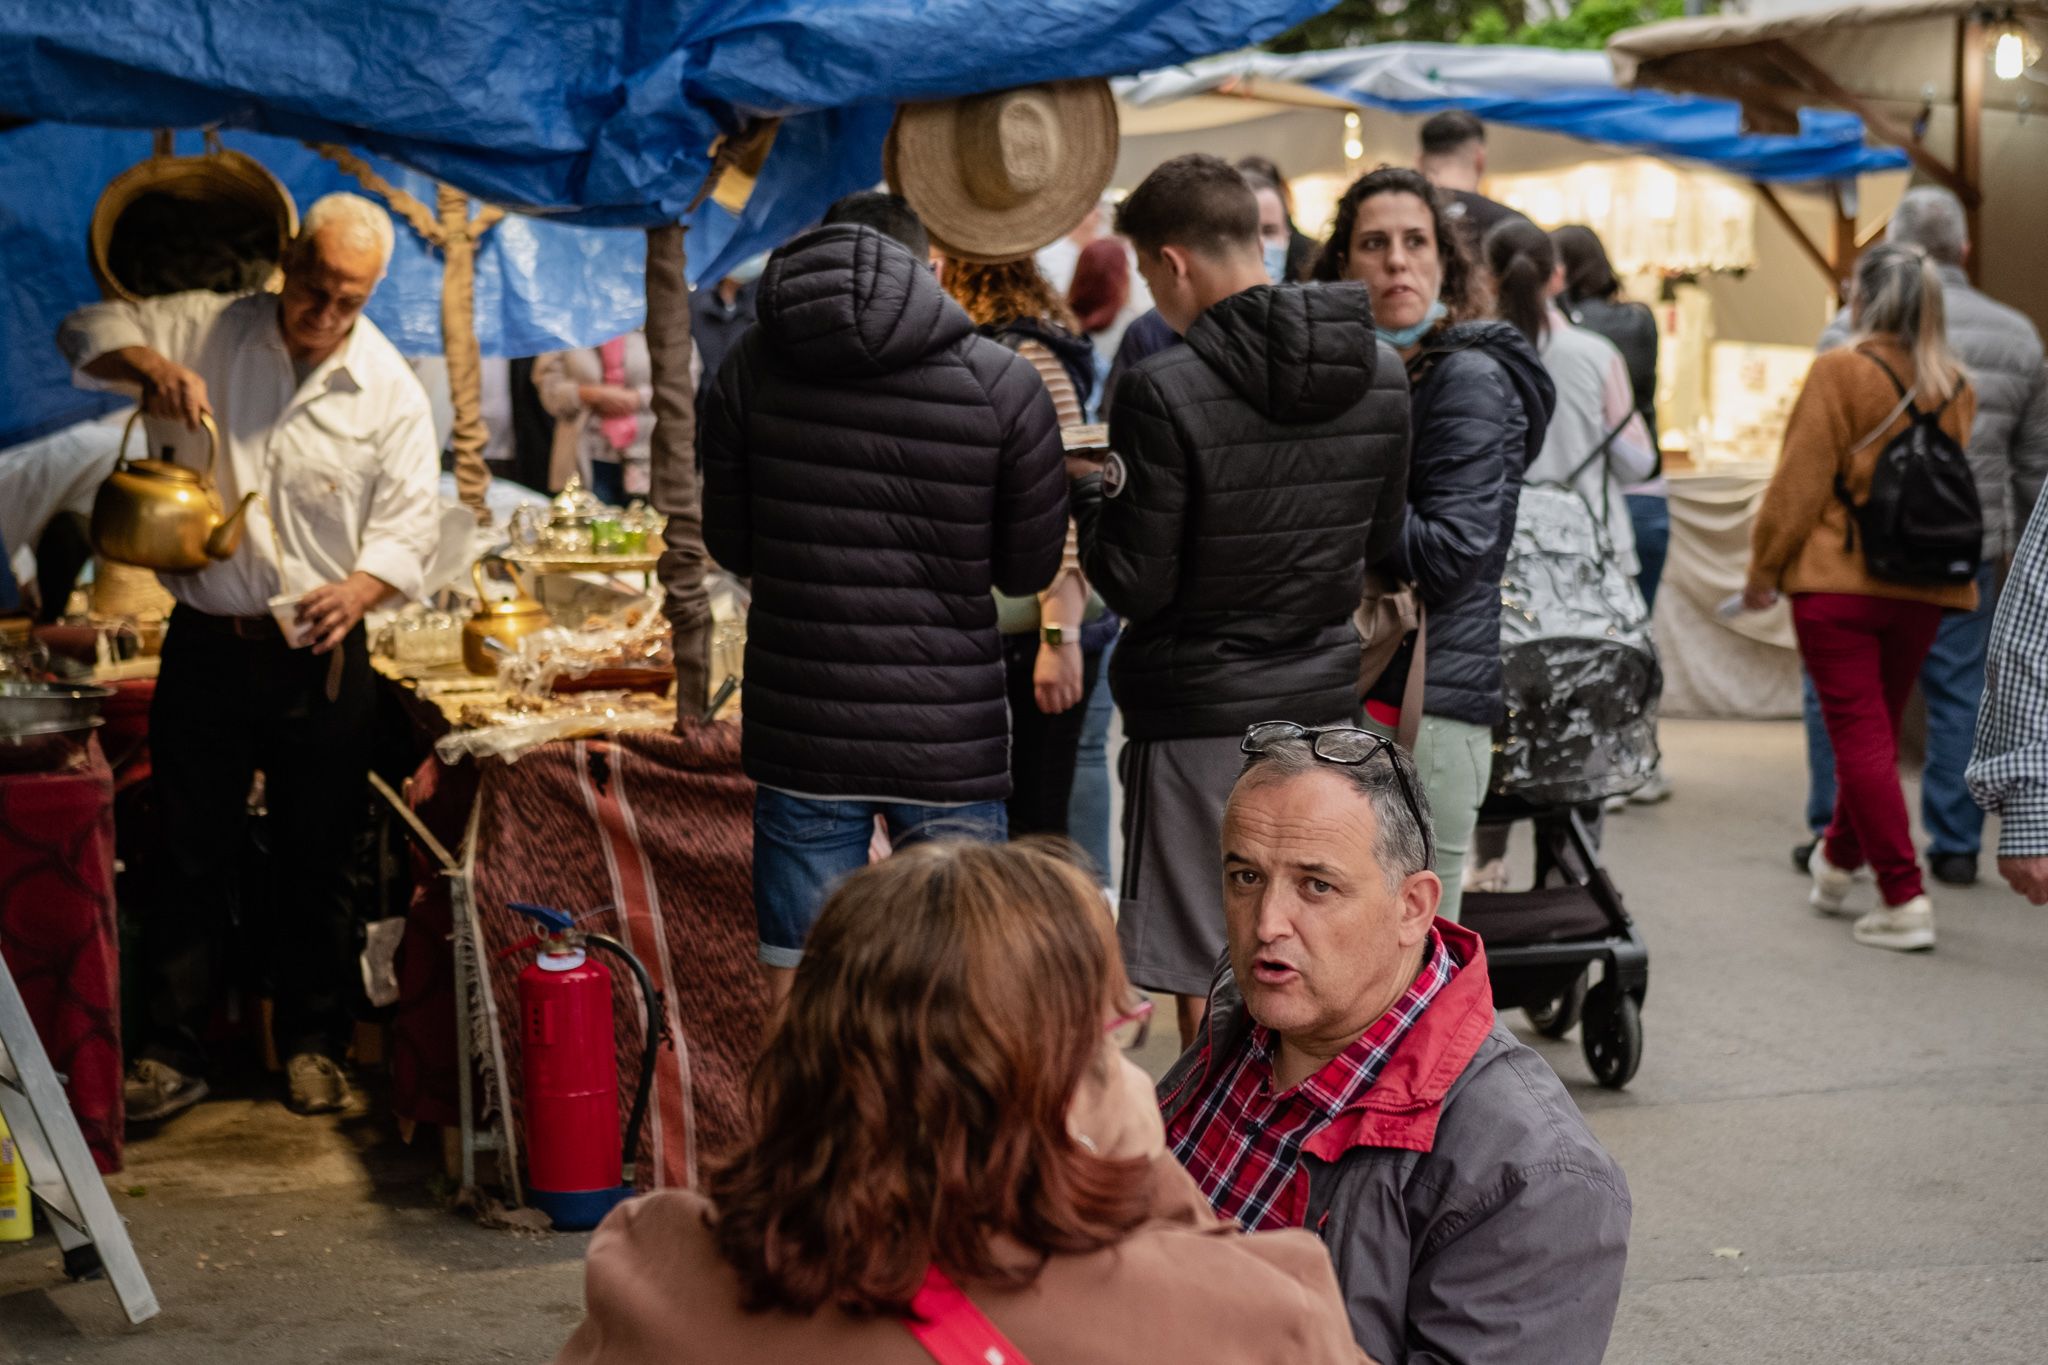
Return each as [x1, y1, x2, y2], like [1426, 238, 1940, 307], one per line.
[90, 411, 259, 573]
[463, 556, 551, 675]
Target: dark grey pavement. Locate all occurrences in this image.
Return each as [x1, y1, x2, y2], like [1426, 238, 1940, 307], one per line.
[3, 718, 2044, 1362]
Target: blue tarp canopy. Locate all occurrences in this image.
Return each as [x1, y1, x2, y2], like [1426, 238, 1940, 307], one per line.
[1117, 44, 1911, 183]
[0, 0, 1332, 445]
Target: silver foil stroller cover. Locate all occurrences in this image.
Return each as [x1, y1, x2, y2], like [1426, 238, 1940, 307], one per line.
[1492, 483, 1663, 806]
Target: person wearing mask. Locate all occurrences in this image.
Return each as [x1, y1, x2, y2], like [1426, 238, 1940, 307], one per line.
[699, 193, 1067, 1000]
[550, 840, 1370, 1365]
[57, 193, 441, 1121]
[534, 331, 654, 505]
[1415, 112, 1531, 261]
[1242, 171, 1298, 288]
[689, 254, 764, 432]
[1746, 244, 1978, 953]
[1800, 187, 2048, 886]
[1317, 167, 1553, 922]
[1236, 157, 1318, 283]
[943, 257, 1102, 839]
[1077, 154, 1409, 1045]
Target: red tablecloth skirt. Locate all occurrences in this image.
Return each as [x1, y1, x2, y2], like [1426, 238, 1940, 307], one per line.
[0, 736, 123, 1172]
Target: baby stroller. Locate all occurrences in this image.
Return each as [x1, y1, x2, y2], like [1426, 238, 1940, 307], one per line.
[1459, 483, 1657, 1090]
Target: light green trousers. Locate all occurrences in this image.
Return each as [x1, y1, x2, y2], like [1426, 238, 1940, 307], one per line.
[1362, 712, 1495, 923]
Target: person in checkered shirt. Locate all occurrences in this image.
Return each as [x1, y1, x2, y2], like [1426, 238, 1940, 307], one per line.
[1157, 723, 1630, 1364]
[1968, 493, 2048, 904]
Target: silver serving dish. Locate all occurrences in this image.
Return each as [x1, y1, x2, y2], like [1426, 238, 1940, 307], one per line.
[0, 681, 115, 742]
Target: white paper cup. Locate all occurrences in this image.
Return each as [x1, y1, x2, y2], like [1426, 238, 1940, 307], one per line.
[268, 592, 313, 649]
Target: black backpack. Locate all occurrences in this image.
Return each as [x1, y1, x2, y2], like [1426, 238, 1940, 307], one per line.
[1834, 351, 1982, 587]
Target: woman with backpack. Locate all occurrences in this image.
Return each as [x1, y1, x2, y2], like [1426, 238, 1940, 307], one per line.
[1317, 167, 1555, 921]
[1746, 243, 1979, 953]
[943, 258, 1106, 840]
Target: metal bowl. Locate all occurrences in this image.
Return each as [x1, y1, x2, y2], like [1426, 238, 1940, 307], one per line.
[0, 681, 116, 741]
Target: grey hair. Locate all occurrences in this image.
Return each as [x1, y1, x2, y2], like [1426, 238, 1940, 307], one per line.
[1233, 737, 1435, 885]
[1885, 187, 1968, 266]
[287, 192, 395, 277]
[1851, 242, 1964, 405]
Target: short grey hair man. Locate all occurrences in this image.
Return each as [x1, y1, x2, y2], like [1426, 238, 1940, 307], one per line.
[1236, 731, 1434, 888]
[1886, 186, 1968, 266]
[288, 192, 396, 278]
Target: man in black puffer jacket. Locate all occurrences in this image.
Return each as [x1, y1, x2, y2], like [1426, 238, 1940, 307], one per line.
[1073, 156, 1410, 1040]
[700, 195, 1068, 996]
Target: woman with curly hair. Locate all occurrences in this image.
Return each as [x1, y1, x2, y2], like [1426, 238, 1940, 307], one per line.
[551, 839, 1365, 1364]
[944, 259, 1107, 844]
[1316, 167, 1555, 920]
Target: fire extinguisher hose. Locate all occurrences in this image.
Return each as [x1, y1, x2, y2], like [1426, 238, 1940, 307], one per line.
[582, 933, 661, 1187]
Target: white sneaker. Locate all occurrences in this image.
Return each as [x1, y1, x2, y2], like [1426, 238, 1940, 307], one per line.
[1808, 842, 1857, 916]
[1603, 793, 1628, 813]
[1464, 858, 1511, 894]
[1629, 769, 1673, 805]
[1852, 895, 1936, 952]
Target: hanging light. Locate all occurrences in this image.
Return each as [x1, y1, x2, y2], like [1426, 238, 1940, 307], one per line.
[1345, 138, 1365, 160]
[1993, 23, 2039, 80]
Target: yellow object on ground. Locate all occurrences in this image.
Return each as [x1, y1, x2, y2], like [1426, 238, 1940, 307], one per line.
[0, 1108, 31, 1241]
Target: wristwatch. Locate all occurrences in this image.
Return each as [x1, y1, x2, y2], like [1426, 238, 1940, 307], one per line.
[1041, 624, 1067, 646]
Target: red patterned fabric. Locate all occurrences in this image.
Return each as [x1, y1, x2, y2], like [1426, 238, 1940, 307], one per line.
[0, 738, 123, 1172]
[393, 722, 762, 1193]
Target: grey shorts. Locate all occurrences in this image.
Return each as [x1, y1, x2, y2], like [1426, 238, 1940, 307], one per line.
[1114, 733, 1246, 998]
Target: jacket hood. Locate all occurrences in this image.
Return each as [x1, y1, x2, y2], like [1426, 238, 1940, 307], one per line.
[756, 224, 973, 377]
[1420, 319, 1556, 469]
[987, 315, 1096, 403]
[1182, 282, 1378, 424]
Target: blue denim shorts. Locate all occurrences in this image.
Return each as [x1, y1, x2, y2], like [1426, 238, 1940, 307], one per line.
[752, 789, 1007, 967]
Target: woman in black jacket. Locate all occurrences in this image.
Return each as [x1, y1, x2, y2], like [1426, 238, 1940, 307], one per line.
[1317, 167, 1555, 921]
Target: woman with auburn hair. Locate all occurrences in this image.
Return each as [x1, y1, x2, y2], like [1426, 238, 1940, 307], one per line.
[552, 840, 1369, 1365]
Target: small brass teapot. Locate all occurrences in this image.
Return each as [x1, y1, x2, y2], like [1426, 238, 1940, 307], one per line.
[90, 411, 259, 573]
[463, 556, 551, 675]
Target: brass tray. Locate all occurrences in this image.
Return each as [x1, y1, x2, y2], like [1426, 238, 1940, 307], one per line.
[498, 549, 662, 575]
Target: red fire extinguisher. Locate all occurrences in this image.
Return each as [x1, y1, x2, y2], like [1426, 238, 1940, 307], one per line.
[507, 901, 660, 1230]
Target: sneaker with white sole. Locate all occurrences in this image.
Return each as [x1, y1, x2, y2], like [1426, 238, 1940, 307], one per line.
[1808, 842, 1858, 916]
[1852, 895, 1936, 952]
[1464, 857, 1511, 894]
[1629, 769, 1673, 805]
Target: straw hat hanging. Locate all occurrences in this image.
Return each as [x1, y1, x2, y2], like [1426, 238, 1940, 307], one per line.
[885, 80, 1119, 264]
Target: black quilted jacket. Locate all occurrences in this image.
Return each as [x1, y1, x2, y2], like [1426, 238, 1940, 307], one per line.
[1366, 321, 1554, 728]
[1073, 282, 1410, 741]
[699, 224, 1068, 802]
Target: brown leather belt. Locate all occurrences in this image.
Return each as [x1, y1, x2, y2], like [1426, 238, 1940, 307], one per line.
[168, 605, 283, 642]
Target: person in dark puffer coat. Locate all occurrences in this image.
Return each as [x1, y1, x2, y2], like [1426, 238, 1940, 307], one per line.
[699, 197, 1068, 995]
[1072, 156, 1410, 1042]
[1317, 167, 1554, 922]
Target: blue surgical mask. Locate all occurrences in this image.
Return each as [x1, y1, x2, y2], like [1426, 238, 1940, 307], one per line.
[1262, 239, 1289, 285]
[1376, 300, 1448, 349]
[727, 252, 770, 285]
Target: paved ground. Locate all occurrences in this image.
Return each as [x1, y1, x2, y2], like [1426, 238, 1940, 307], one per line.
[4, 718, 2045, 1363]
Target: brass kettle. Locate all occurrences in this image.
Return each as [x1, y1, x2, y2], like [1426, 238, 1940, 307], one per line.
[90, 411, 259, 573]
[463, 556, 551, 675]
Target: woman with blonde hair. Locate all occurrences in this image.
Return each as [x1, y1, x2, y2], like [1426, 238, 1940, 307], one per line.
[552, 839, 1367, 1365]
[1746, 243, 1978, 952]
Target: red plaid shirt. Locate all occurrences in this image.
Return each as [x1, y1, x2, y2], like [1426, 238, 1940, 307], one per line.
[1166, 928, 1455, 1232]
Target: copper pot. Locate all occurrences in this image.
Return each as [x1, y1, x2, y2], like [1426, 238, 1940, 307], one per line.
[463, 556, 551, 675]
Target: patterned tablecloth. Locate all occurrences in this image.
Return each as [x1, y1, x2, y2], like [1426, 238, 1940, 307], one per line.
[0, 736, 122, 1172]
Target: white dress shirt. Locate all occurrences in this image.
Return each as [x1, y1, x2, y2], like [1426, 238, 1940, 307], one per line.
[0, 409, 126, 590]
[58, 290, 440, 618]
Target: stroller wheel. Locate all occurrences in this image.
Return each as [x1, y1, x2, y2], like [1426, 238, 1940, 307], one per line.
[1581, 984, 1642, 1090]
[1525, 970, 1589, 1039]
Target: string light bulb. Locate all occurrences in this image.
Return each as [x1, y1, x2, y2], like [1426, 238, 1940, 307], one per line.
[1996, 29, 2024, 79]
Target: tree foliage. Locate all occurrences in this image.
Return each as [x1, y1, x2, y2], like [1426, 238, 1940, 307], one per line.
[1269, 0, 1693, 53]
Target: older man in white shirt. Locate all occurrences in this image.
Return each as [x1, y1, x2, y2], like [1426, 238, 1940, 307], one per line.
[58, 192, 439, 1122]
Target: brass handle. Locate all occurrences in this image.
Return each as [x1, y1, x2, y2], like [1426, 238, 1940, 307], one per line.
[115, 408, 220, 480]
[471, 553, 506, 602]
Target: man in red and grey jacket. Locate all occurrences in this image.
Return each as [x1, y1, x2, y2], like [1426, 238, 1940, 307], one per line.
[1157, 723, 1631, 1363]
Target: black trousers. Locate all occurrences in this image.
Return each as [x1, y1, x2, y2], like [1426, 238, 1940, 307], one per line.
[1002, 635, 1105, 838]
[144, 607, 372, 1074]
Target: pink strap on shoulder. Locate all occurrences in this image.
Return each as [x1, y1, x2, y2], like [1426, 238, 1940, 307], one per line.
[902, 1264, 1035, 1365]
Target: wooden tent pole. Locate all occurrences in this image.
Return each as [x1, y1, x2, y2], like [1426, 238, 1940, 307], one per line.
[436, 184, 501, 524]
[643, 225, 712, 714]
[1957, 15, 1986, 283]
[1752, 181, 1845, 301]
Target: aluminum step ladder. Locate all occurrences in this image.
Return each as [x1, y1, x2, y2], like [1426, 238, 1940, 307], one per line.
[0, 952, 158, 1324]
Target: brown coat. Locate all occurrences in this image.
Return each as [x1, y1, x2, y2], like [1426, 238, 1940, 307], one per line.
[1749, 338, 1980, 611]
[550, 1154, 1368, 1365]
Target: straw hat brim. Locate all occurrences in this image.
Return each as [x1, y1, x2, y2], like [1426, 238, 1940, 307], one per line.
[886, 80, 1119, 265]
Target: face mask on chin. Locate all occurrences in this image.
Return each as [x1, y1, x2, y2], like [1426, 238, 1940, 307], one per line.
[1376, 300, 1448, 349]
[1262, 239, 1289, 285]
